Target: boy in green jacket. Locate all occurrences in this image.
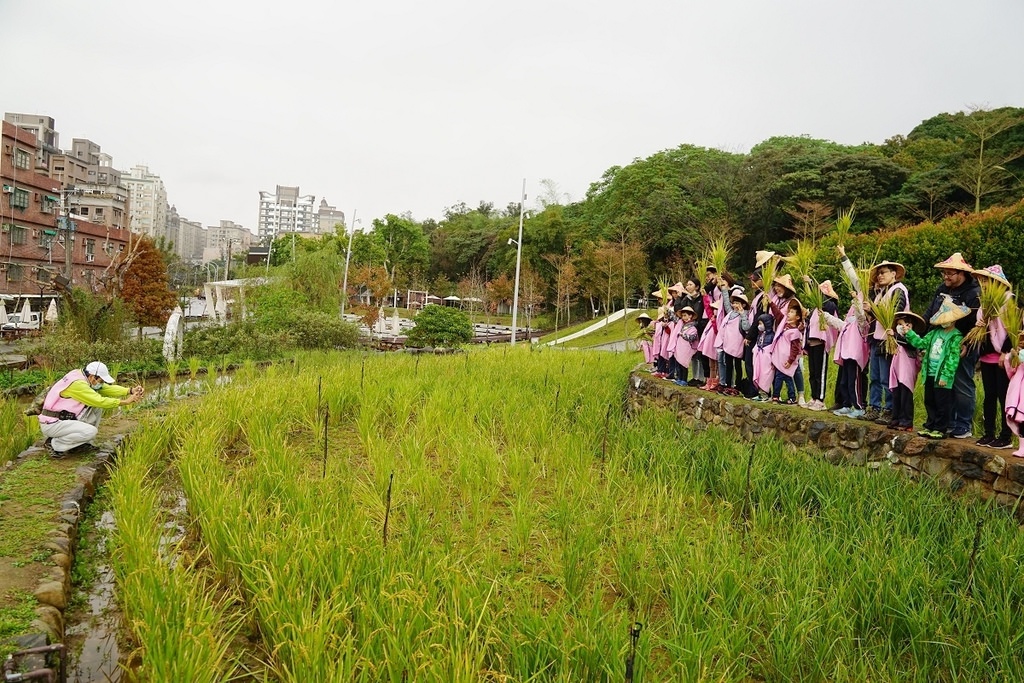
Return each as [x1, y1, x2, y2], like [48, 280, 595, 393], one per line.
[901, 294, 970, 439]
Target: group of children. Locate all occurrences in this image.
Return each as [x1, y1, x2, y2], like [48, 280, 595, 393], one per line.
[637, 250, 1024, 457]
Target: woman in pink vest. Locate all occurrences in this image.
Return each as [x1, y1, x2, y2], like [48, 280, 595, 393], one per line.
[38, 361, 143, 456]
[1004, 333, 1024, 457]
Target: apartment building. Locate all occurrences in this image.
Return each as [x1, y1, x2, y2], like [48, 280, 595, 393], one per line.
[257, 185, 315, 239]
[317, 198, 346, 234]
[123, 164, 168, 241]
[3, 113, 59, 173]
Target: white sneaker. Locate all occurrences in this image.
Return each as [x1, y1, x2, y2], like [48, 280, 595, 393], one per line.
[798, 396, 807, 407]
[847, 408, 866, 419]
[833, 407, 851, 416]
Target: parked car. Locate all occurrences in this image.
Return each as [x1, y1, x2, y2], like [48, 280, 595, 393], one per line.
[1, 312, 41, 331]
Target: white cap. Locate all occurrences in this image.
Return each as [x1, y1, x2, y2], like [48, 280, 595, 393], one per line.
[84, 361, 115, 384]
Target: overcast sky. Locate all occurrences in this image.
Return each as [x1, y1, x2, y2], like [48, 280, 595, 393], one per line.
[2, 0, 1020, 233]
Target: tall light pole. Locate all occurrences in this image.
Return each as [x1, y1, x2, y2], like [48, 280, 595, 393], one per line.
[340, 210, 358, 317]
[510, 178, 526, 346]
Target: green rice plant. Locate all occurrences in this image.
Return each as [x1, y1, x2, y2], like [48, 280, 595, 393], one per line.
[964, 279, 1011, 351]
[187, 355, 201, 381]
[707, 237, 732, 278]
[834, 206, 855, 247]
[871, 289, 900, 355]
[106, 349, 1024, 681]
[760, 255, 781, 312]
[1002, 295, 1022, 367]
[0, 399, 34, 461]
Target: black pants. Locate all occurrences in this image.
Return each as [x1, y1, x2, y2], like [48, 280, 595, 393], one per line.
[656, 355, 669, 374]
[722, 354, 743, 388]
[806, 342, 827, 402]
[667, 356, 680, 380]
[923, 376, 954, 433]
[891, 384, 914, 427]
[742, 344, 757, 397]
[837, 359, 863, 409]
[980, 361, 1011, 440]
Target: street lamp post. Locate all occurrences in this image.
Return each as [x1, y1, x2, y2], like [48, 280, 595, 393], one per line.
[341, 210, 359, 318]
[510, 179, 525, 345]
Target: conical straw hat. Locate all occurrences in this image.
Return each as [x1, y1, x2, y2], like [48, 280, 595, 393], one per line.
[818, 280, 839, 300]
[773, 273, 797, 296]
[973, 264, 1011, 288]
[934, 252, 974, 272]
[929, 294, 970, 327]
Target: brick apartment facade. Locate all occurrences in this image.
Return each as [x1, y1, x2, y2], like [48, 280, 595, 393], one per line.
[2, 121, 131, 302]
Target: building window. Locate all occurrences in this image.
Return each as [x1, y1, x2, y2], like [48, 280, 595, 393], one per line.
[37, 268, 51, 283]
[79, 207, 90, 215]
[10, 225, 27, 245]
[14, 149, 30, 170]
[11, 188, 29, 210]
[7, 263, 23, 282]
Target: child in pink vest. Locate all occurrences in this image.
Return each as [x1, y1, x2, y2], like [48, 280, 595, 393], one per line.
[672, 306, 699, 385]
[698, 299, 722, 390]
[889, 311, 925, 431]
[634, 312, 654, 366]
[1005, 334, 1024, 457]
[719, 291, 751, 396]
[770, 300, 805, 404]
[821, 290, 869, 418]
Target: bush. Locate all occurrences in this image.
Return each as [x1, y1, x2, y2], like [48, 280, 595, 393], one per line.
[32, 332, 164, 375]
[290, 311, 362, 349]
[182, 321, 292, 362]
[406, 305, 474, 348]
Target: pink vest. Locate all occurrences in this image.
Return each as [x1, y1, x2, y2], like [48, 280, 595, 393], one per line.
[806, 309, 839, 352]
[664, 320, 682, 356]
[652, 322, 667, 359]
[769, 324, 802, 377]
[980, 313, 1008, 365]
[834, 305, 868, 369]
[39, 369, 87, 425]
[872, 282, 910, 341]
[719, 311, 746, 358]
[1005, 361, 1024, 437]
[673, 322, 698, 367]
[888, 345, 921, 390]
[697, 312, 719, 356]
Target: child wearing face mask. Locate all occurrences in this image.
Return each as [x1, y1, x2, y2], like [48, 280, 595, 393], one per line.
[769, 300, 806, 404]
[750, 307, 776, 401]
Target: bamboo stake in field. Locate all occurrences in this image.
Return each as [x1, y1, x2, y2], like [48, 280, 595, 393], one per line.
[625, 621, 643, 683]
[383, 471, 395, 548]
[361, 355, 366, 390]
[415, 355, 420, 376]
[317, 375, 322, 416]
[742, 443, 755, 530]
[600, 405, 611, 477]
[966, 518, 984, 596]
[322, 405, 329, 479]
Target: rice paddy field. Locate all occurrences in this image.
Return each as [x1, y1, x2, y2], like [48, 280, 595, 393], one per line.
[109, 349, 1024, 682]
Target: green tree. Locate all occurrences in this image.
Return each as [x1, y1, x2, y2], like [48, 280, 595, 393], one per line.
[406, 305, 474, 348]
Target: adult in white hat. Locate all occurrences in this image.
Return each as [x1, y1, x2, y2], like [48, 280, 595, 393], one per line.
[922, 253, 982, 438]
[863, 260, 911, 425]
[37, 361, 144, 456]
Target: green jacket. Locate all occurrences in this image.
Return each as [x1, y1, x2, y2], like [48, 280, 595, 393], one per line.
[904, 327, 962, 386]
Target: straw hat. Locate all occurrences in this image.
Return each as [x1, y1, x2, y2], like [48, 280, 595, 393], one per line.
[730, 292, 749, 306]
[870, 260, 906, 282]
[677, 306, 695, 316]
[755, 250, 777, 268]
[929, 294, 971, 327]
[818, 279, 839, 300]
[973, 264, 1011, 289]
[773, 273, 797, 296]
[934, 252, 974, 272]
[636, 312, 653, 323]
[668, 281, 685, 294]
[709, 299, 722, 310]
[894, 310, 926, 336]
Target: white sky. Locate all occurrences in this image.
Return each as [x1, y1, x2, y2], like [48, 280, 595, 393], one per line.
[2, 0, 1021, 232]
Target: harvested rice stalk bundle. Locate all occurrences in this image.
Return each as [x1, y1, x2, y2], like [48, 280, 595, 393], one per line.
[707, 238, 732, 279]
[785, 239, 818, 283]
[834, 206, 855, 248]
[759, 255, 781, 313]
[800, 277, 824, 322]
[871, 292, 900, 355]
[964, 278, 1011, 351]
[1000, 295, 1022, 367]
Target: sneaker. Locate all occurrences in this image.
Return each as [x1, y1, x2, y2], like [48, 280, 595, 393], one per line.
[784, 398, 797, 405]
[975, 435, 995, 447]
[951, 430, 973, 440]
[847, 408, 866, 419]
[874, 410, 892, 426]
[918, 429, 932, 437]
[927, 430, 947, 440]
[860, 407, 880, 421]
[833, 407, 852, 416]
[989, 437, 1013, 449]
[797, 396, 807, 407]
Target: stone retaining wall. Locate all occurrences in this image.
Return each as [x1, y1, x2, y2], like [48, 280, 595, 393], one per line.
[628, 372, 1024, 522]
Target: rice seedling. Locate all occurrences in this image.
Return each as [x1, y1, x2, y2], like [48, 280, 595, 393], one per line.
[834, 206, 856, 247]
[964, 278, 1012, 351]
[706, 237, 732, 278]
[759, 254, 781, 312]
[104, 349, 1024, 681]
[1002, 295, 1022, 367]
[188, 355, 201, 381]
[871, 289, 900, 355]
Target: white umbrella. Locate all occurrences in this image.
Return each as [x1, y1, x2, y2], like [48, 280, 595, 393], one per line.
[0, 300, 7, 326]
[45, 299, 59, 323]
[21, 298, 32, 322]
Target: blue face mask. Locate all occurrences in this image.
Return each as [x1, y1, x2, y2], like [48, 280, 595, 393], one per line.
[90, 379, 104, 390]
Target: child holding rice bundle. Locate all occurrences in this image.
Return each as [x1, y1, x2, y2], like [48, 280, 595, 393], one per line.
[865, 260, 910, 425]
[769, 299, 806, 404]
[824, 246, 870, 418]
[634, 312, 655, 366]
[671, 306, 700, 386]
[888, 311, 925, 431]
[803, 279, 840, 411]
[971, 265, 1015, 449]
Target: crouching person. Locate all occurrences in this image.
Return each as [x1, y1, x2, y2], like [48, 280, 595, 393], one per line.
[38, 361, 143, 456]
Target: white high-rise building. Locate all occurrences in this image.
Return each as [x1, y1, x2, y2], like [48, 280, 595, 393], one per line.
[123, 164, 168, 240]
[257, 185, 315, 240]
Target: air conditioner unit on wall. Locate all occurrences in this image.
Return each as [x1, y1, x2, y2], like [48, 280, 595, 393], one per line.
[86, 254, 95, 262]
